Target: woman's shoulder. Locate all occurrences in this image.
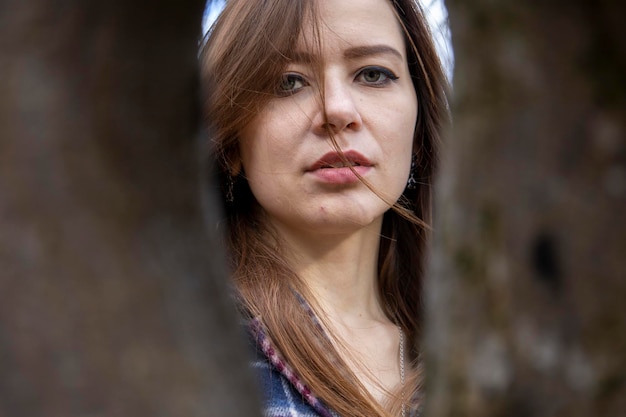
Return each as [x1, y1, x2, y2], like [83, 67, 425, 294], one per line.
[244, 317, 337, 417]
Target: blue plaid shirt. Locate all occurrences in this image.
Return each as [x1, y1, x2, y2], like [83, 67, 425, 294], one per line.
[245, 311, 422, 417]
[247, 318, 337, 417]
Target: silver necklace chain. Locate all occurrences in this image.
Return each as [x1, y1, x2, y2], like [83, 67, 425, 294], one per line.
[399, 326, 406, 417]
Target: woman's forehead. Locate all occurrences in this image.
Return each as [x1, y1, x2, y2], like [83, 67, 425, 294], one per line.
[295, 0, 405, 59]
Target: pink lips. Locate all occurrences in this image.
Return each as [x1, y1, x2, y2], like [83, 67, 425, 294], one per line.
[307, 150, 373, 184]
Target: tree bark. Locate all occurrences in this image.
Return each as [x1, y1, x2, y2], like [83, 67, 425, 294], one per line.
[0, 1, 260, 416]
[426, 1, 625, 416]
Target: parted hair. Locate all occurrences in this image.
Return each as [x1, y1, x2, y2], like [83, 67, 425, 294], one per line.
[201, 0, 449, 415]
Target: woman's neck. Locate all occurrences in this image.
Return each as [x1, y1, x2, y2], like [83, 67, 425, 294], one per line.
[271, 216, 387, 324]
[266, 216, 403, 405]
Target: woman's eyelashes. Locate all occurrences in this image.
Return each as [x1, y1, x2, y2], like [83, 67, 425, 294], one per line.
[356, 66, 399, 86]
[276, 66, 399, 96]
[276, 73, 309, 96]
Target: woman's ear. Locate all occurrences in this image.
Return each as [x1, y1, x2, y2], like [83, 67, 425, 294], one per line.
[225, 142, 243, 177]
[230, 157, 243, 177]
[411, 147, 420, 165]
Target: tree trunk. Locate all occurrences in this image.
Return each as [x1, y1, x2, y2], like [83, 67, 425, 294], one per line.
[426, 1, 625, 416]
[0, 1, 260, 416]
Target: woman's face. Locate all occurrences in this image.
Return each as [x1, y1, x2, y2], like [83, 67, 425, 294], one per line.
[239, 0, 417, 238]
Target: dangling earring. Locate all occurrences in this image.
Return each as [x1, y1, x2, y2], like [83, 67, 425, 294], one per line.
[226, 174, 235, 203]
[406, 153, 417, 190]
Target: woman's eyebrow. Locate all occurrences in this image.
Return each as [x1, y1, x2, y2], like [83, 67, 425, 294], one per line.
[289, 50, 314, 64]
[344, 45, 403, 60]
[289, 44, 403, 63]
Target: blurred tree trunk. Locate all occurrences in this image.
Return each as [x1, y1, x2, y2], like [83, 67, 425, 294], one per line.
[426, 1, 625, 416]
[0, 1, 260, 416]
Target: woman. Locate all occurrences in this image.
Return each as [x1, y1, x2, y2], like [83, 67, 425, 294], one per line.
[201, 0, 449, 416]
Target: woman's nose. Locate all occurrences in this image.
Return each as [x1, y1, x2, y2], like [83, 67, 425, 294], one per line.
[312, 79, 362, 135]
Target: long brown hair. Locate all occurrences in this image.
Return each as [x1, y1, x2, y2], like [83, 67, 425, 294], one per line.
[201, 0, 449, 415]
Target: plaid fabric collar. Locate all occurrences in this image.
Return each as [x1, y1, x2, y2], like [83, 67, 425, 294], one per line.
[244, 293, 422, 417]
[248, 317, 337, 417]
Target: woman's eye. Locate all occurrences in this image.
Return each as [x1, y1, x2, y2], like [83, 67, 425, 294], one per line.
[357, 66, 399, 86]
[276, 73, 308, 96]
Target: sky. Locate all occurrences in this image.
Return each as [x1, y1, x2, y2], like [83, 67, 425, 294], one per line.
[202, 0, 454, 81]
[421, 0, 454, 81]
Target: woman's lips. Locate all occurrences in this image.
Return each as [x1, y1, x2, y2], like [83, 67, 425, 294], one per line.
[307, 150, 373, 184]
